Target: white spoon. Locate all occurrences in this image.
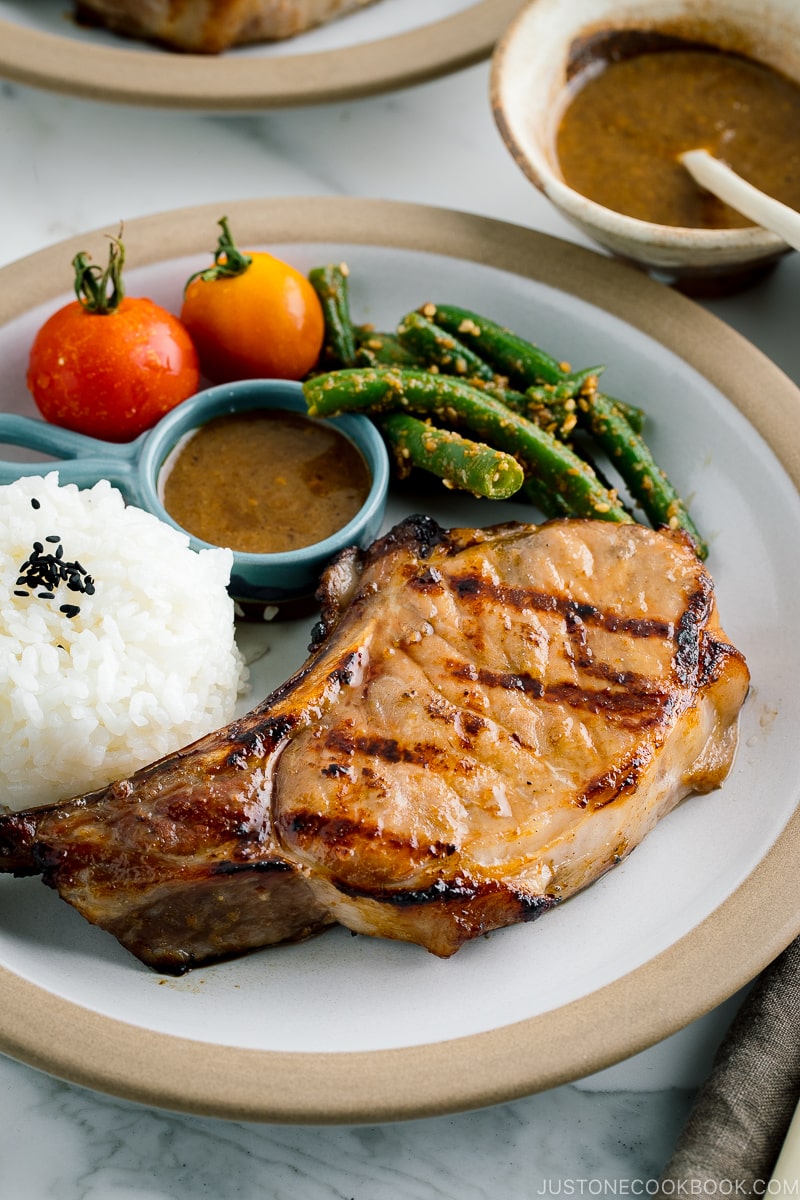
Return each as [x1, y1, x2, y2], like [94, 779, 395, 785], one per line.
[680, 147, 800, 252]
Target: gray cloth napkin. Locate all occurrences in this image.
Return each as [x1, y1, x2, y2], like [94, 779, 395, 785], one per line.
[658, 934, 800, 1196]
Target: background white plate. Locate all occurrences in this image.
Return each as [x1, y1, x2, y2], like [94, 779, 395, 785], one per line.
[0, 0, 522, 108]
[1, 198, 799, 1121]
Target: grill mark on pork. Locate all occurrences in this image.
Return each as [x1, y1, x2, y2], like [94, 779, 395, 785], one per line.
[333, 873, 558, 917]
[699, 628, 742, 685]
[321, 728, 450, 769]
[224, 714, 295, 768]
[287, 810, 458, 861]
[447, 661, 669, 727]
[674, 587, 714, 686]
[576, 746, 654, 810]
[448, 572, 675, 640]
[209, 859, 294, 876]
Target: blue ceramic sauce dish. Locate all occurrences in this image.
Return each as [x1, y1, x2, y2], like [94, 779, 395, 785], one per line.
[0, 379, 390, 609]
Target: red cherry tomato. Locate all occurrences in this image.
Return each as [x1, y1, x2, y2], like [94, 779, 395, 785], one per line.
[26, 236, 199, 443]
[180, 217, 324, 384]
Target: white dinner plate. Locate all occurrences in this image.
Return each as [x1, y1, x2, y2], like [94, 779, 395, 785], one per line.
[1, 196, 799, 1123]
[0, 0, 521, 109]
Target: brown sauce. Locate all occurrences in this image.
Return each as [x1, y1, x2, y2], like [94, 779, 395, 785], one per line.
[555, 40, 800, 228]
[160, 410, 372, 555]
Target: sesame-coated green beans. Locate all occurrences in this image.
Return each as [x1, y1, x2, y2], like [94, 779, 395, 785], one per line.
[302, 267, 707, 551]
[304, 367, 632, 524]
[396, 311, 497, 382]
[524, 383, 645, 437]
[577, 391, 708, 557]
[420, 303, 703, 554]
[379, 413, 525, 500]
[422, 303, 605, 392]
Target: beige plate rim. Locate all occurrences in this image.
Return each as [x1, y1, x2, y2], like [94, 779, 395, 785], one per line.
[0, 0, 522, 109]
[1, 196, 799, 1124]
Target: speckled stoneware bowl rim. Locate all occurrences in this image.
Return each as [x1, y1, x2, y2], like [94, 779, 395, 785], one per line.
[1, 197, 799, 1124]
[0, 0, 522, 110]
[490, 0, 798, 271]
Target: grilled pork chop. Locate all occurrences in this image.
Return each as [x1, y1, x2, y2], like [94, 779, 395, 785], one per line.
[0, 517, 749, 974]
[75, 0, 377, 53]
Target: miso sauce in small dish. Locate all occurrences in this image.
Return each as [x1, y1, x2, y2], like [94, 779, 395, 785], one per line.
[160, 408, 373, 556]
[147, 378, 389, 611]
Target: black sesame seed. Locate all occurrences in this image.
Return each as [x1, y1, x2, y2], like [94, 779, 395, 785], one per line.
[59, 604, 80, 619]
[16, 539, 95, 606]
[13, 590, 27, 598]
[30, 498, 40, 509]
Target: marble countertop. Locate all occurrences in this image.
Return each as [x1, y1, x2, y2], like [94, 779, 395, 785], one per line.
[1, 19, 799, 1197]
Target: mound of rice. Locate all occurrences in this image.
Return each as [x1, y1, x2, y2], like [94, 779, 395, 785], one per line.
[0, 473, 246, 811]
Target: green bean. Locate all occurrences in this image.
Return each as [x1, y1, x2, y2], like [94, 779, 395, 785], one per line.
[562, 365, 607, 395]
[422, 303, 605, 392]
[461, 377, 564, 435]
[525, 381, 646, 436]
[396, 311, 497, 382]
[354, 331, 420, 368]
[304, 367, 631, 523]
[502, 383, 578, 439]
[577, 391, 708, 557]
[308, 263, 357, 369]
[379, 413, 525, 500]
[597, 394, 645, 434]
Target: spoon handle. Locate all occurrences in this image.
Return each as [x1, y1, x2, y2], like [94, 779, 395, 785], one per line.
[680, 149, 800, 253]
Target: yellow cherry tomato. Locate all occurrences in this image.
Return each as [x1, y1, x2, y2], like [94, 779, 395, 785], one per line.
[181, 217, 325, 384]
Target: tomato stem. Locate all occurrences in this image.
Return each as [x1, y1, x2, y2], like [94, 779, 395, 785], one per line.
[73, 233, 126, 315]
[184, 216, 252, 291]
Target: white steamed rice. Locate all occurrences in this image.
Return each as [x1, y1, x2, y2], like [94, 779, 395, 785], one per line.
[0, 473, 247, 810]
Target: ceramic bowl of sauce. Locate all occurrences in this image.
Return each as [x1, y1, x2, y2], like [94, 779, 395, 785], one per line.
[491, 0, 800, 291]
[0, 379, 390, 611]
